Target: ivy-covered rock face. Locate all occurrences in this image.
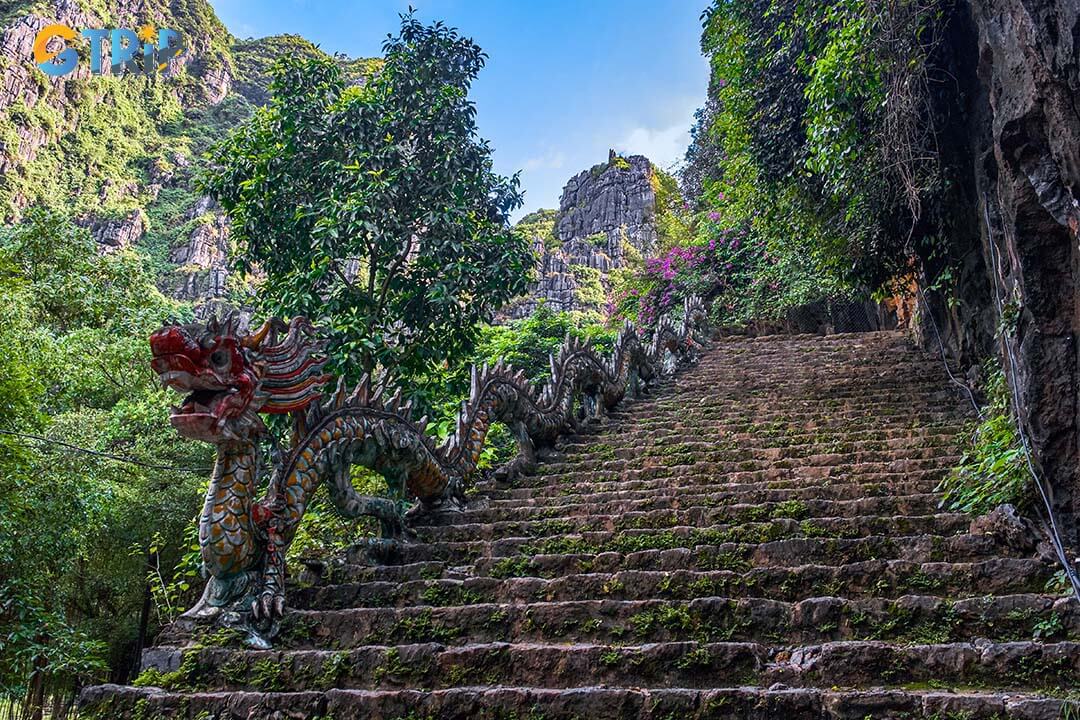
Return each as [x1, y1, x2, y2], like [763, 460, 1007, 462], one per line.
[507, 152, 685, 319]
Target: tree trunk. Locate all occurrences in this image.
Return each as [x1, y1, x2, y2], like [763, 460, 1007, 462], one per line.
[133, 550, 155, 679]
[25, 654, 45, 720]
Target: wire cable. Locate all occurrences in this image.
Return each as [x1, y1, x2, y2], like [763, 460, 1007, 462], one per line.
[979, 191, 1080, 603]
[0, 428, 211, 474]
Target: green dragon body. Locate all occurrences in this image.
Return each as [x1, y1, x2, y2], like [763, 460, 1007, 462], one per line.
[149, 299, 707, 645]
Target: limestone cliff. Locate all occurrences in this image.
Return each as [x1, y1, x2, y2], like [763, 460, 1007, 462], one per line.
[507, 151, 678, 318]
[920, 0, 1080, 537]
[0, 2, 375, 309]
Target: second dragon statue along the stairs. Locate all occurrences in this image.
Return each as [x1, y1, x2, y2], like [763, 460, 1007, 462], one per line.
[147, 297, 709, 647]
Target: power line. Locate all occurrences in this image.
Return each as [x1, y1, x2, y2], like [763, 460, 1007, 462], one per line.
[0, 429, 211, 474]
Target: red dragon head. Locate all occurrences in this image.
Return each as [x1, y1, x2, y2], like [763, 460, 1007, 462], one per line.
[150, 313, 331, 443]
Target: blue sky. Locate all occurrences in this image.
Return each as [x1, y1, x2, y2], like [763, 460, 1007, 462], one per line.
[212, 0, 710, 220]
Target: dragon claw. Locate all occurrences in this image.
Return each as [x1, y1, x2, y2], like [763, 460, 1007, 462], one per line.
[252, 590, 285, 621]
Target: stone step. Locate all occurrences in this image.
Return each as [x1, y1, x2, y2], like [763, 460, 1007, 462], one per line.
[414, 493, 949, 525]
[483, 478, 949, 509]
[295, 558, 1056, 610]
[264, 594, 1080, 650]
[134, 639, 1080, 693]
[323, 532, 1031, 587]
[527, 454, 962, 479]
[415, 512, 973, 544]
[380, 515, 974, 563]
[488, 468, 954, 501]
[79, 683, 1080, 720]
[612, 400, 966, 419]
[558, 432, 962, 459]
[602, 408, 967, 429]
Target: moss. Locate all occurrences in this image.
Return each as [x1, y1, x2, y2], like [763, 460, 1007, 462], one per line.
[571, 264, 607, 308]
[599, 650, 621, 667]
[630, 605, 693, 637]
[420, 582, 482, 606]
[489, 555, 536, 579]
[248, 657, 285, 690]
[218, 657, 249, 686]
[585, 442, 616, 461]
[132, 647, 202, 690]
[674, 644, 713, 670]
[317, 651, 352, 689]
[197, 626, 243, 647]
[393, 609, 462, 643]
[770, 499, 810, 520]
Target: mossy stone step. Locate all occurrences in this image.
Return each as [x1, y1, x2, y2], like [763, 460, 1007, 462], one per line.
[81, 331, 1074, 718]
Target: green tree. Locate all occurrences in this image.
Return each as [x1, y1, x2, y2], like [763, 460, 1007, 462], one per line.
[202, 14, 534, 382]
[0, 210, 208, 711]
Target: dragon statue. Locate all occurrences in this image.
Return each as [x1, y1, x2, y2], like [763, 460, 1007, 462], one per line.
[149, 298, 708, 646]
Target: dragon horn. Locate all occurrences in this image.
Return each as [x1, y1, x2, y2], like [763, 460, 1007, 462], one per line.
[242, 319, 277, 349]
[222, 310, 239, 335]
[385, 387, 403, 414]
[331, 377, 348, 409]
[352, 374, 371, 406]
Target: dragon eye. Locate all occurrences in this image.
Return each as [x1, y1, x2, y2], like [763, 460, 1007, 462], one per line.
[210, 349, 229, 366]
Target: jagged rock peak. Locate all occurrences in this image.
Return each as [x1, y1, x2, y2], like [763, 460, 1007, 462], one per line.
[505, 151, 678, 319]
[556, 150, 658, 251]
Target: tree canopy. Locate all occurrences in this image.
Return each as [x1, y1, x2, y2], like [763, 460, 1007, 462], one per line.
[202, 14, 534, 382]
[0, 210, 209, 706]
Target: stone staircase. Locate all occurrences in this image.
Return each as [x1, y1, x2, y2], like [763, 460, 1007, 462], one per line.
[82, 331, 1080, 719]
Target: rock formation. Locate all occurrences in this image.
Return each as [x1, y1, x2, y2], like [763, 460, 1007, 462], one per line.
[507, 151, 674, 318]
[919, 0, 1080, 539]
[0, 3, 375, 311]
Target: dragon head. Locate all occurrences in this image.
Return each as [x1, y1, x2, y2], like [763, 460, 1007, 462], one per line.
[150, 313, 331, 443]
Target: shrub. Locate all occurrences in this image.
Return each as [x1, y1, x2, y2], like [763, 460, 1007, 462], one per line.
[938, 367, 1029, 515]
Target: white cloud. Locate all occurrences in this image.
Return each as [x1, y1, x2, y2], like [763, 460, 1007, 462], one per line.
[615, 122, 691, 172]
[613, 95, 703, 172]
[523, 150, 566, 171]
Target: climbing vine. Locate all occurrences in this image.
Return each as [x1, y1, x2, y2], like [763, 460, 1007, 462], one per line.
[687, 0, 946, 298]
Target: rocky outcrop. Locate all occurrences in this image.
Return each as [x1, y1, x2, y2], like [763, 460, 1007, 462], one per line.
[556, 151, 659, 256]
[0, 1, 231, 176]
[0, 0, 239, 305]
[507, 151, 665, 318]
[167, 196, 230, 301]
[83, 210, 147, 253]
[0, 11, 92, 184]
[1, 4, 383, 310]
[919, 0, 1080, 539]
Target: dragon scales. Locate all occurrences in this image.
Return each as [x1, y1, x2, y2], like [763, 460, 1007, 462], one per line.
[149, 298, 708, 646]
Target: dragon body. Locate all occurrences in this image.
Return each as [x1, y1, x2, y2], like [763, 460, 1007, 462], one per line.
[150, 299, 707, 645]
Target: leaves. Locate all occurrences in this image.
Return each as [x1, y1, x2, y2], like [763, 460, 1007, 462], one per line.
[0, 210, 209, 701]
[690, 0, 944, 295]
[202, 14, 532, 386]
[938, 367, 1029, 515]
